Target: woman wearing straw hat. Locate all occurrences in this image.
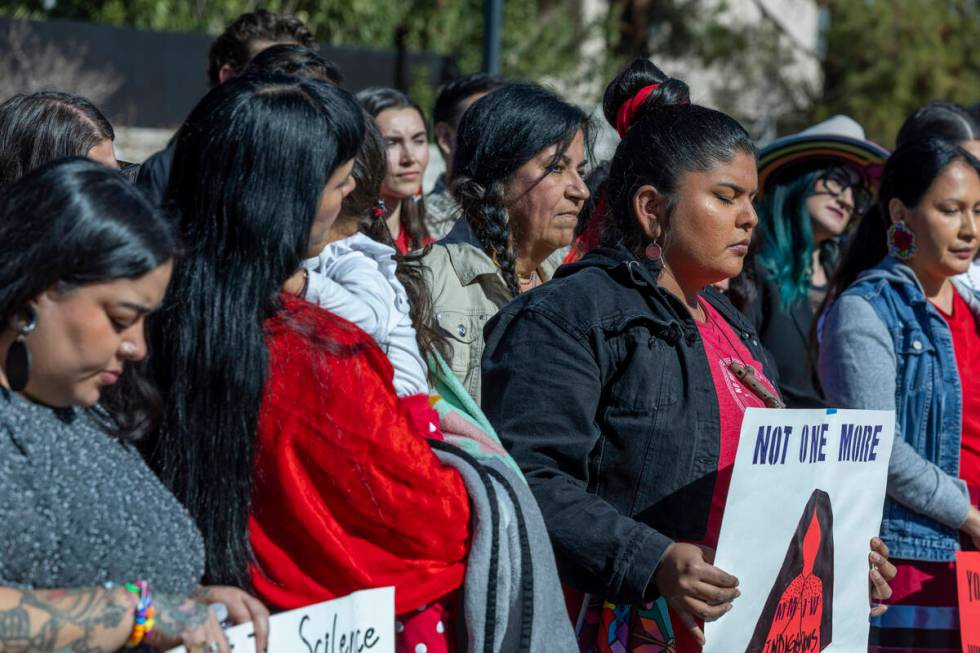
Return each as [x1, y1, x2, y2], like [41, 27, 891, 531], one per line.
[730, 115, 889, 407]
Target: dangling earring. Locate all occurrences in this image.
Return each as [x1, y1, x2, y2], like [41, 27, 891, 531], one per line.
[887, 221, 917, 261]
[644, 241, 663, 261]
[5, 306, 37, 392]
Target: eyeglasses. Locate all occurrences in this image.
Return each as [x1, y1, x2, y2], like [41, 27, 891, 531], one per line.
[812, 166, 873, 216]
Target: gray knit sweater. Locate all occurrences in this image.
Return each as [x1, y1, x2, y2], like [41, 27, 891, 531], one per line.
[0, 389, 204, 595]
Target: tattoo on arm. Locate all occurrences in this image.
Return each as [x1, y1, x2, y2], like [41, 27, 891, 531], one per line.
[153, 593, 210, 640]
[0, 586, 133, 653]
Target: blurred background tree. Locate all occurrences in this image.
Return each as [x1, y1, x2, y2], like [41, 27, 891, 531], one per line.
[1, 0, 977, 144]
[811, 0, 979, 145]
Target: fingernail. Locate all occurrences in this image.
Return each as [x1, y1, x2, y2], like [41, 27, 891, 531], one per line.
[726, 603, 734, 612]
[870, 568, 882, 580]
[870, 552, 882, 564]
[735, 590, 742, 598]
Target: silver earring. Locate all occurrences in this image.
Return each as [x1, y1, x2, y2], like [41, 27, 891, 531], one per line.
[5, 306, 37, 392]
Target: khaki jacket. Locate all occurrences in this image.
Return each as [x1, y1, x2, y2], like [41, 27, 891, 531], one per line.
[420, 219, 557, 404]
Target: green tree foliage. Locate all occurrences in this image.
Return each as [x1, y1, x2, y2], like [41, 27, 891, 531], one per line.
[0, 0, 587, 91]
[812, 0, 979, 146]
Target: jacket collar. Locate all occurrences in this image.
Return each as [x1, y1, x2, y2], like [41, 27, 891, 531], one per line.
[861, 256, 980, 318]
[440, 217, 559, 287]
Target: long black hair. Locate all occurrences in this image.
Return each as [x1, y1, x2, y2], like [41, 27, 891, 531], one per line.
[600, 59, 756, 257]
[822, 138, 980, 311]
[142, 75, 364, 588]
[357, 87, 431, 250]
[0, 157, 174, 435]
[0, 92, 114, 188]
[452, 82, 591, 296]
[896, 101, 979, 148]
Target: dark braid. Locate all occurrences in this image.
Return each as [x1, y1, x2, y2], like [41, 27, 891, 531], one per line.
[450, 82, 590, 297]
[455, 176, 520, 297]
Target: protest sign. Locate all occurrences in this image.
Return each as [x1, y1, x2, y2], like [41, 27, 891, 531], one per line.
[166, 586, 394, 653]
[703, 408, 894, 653]
[957, 551, 980, 653]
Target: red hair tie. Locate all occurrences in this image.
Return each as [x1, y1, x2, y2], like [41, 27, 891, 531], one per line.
[615, 84, 660, 137]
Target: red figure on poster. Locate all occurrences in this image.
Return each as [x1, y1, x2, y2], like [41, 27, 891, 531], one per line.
[762, 512, 824, 652]
[746, 489, 834, 653]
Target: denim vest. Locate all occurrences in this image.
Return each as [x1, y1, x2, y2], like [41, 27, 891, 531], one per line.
[842, 256, 980, 560]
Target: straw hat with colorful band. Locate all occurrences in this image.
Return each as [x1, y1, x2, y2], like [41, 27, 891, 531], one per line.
[757, 115, 890, 196]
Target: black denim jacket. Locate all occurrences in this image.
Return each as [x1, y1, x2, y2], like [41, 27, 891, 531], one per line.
[481, 245, 778, 604]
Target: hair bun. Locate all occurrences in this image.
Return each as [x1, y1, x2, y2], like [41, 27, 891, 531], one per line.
[602, 59, 691, 131]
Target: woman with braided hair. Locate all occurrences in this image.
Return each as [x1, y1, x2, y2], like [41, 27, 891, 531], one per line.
[419, 82, 591, 404]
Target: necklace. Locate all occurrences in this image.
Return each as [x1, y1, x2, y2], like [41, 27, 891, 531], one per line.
[699, 299, 785, 409]
[517, 270, 542, 293]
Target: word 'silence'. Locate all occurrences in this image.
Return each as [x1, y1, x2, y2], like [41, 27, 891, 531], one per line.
[299, 613, 380, 653]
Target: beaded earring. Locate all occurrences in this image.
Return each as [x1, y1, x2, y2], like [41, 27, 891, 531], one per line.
[5, 306, 37, 392]
[887, 221, 917, 261]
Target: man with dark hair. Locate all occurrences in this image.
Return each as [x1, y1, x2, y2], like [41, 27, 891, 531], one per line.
[426, 73, 504, 238]
[206, 9, 319, 87]
[137, 10, 326, 205]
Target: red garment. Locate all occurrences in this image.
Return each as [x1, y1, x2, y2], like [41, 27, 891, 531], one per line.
[396, 594, 457, 653]
[249, 295, 470, 615]
[564, 194, 605, 264]
[399, 393, 444, 442]
[394, 220, 435, 255]
[673, 298, 775, 653]
[937, 290, 980, 489]
[695, 298, 775, 549]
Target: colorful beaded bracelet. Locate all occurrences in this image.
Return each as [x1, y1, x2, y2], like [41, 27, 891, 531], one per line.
[124, 581, 156, 648]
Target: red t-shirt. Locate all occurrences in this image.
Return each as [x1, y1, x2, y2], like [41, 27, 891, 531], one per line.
[673, 298, 777, 653]
[937, 290, 980, 491]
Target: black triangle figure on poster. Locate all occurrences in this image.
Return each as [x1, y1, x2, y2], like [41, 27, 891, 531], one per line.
[745, 489, 834, 653]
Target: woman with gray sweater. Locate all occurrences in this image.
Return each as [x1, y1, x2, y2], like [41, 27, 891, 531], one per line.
[819, 139, 980, 650]
[0, 159, 266, 653]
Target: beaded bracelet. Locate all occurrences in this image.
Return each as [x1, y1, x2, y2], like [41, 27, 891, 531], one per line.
[123, 581, 156, 648]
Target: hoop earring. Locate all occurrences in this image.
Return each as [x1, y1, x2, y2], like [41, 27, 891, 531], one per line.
[644, 242, 663, 261]
[887, 221, 917, 261]
[5, 306, 37, 392]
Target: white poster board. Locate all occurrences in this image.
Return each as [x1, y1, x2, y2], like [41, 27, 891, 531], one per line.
[167, 586, 394, 653]
[703, 408, 894, 653]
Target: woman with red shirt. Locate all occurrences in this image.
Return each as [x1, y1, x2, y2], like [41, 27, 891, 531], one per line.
[481, 59, 896, 653]
[137, 75, 470, 653]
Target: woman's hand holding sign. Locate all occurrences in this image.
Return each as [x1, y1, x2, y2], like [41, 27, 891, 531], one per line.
[869, 537, 896, 617]
[651, 543, 740, 646]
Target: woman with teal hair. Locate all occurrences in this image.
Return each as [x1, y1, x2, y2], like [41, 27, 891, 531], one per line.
[731, 116, 888, 407]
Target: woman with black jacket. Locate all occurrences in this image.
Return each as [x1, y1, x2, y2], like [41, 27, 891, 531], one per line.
[480, 59, 895, 653]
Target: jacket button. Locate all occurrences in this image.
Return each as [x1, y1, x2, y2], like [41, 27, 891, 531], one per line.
[457, 324, 467, 337]
[912, 340, 923, 350]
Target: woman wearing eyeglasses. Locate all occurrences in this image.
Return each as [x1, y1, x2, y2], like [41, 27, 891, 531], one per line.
[729, 116, 889, 407]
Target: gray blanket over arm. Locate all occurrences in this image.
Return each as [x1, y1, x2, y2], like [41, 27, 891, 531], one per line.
[430, 440, 578, 653]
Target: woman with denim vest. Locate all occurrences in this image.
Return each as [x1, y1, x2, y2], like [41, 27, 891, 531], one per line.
[483, 59, 896, 653]
[819, 138, 980, 650]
